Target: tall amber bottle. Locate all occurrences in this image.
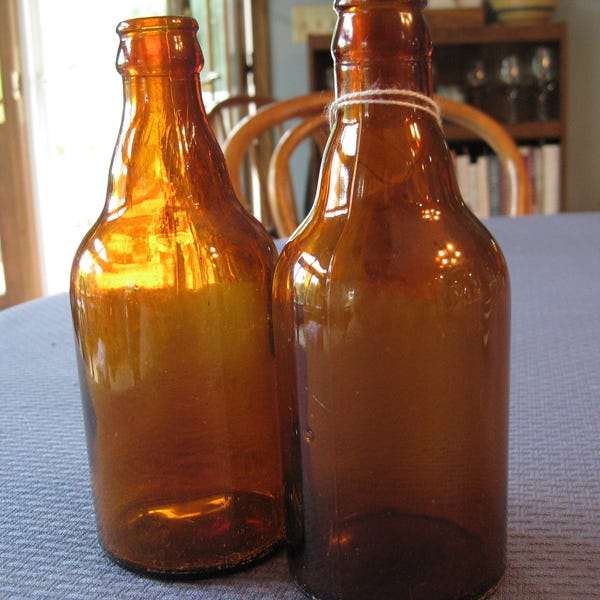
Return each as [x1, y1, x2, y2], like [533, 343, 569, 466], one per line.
[273, 2, 510, 599]
[70, 17, 283, 576]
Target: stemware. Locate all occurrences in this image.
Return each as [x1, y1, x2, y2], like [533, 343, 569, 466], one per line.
[466, 59, 488, 110]
[499, 54, 522, 124]
[531, 46, 557, 121]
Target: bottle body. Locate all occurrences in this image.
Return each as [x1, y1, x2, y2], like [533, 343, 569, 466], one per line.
[273, 2, 509, 598]
[70, 17, 283, 576]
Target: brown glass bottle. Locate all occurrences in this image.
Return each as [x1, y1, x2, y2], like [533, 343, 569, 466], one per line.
[70, 16, 283, 577]
[273, 2, 510, 599]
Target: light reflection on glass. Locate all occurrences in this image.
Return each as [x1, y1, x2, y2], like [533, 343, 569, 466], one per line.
[409, 122, 421, 142]
[400, 12, 413, 26]
[324, 207, 349, 219]
[409, 122, 422, 159]
[293, 252, 326, 307]
[422, 208, 441, 221]
[340, 124, 358, 156]
[93, 238, 108, 263]
[325, 126, 357, 219]
[435, 242, 462, 269]
[79, 249, 100, 276]
[107, 190, 128, 220]
[299, 252, 326, 277]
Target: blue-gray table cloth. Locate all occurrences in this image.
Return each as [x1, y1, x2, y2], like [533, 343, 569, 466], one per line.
[1, 213, 599, 598]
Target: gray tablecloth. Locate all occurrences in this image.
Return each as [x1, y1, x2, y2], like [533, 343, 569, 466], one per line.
[1, 213, 599, 599]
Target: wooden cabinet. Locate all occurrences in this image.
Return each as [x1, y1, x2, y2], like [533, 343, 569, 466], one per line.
[308, 21, 567, 212]
[429, 23, 566, 142]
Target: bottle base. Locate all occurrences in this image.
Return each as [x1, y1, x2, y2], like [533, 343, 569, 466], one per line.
[294, 579, 502, 600]
[103, 538, 283, 580]
[289, 511, 505, 600]
[98, 490, 283, 578]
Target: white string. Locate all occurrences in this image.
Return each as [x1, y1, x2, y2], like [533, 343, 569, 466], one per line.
[327, 89, 442, 128]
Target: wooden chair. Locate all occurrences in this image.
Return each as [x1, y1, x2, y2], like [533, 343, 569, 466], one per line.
[438, 95, 533, 216]
[207, 94, 275, 145]
[222, 92, 331, 233]
[224, 92, 533, 237]
[267, 93, 533, 236]
[208, 94, 277, 230]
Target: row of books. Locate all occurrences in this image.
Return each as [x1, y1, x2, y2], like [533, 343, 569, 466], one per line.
[452, 143, 561, 217]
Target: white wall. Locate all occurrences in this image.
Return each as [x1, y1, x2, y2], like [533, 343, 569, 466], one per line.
[268, 0, 331, 99]
[268, 0, 332, 215]
[555, 0, 600, 211]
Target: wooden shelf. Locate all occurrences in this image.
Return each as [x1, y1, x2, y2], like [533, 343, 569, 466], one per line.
[308, 21, 568, 211]
[444, 120, 562, 143]
[429, 22, 567, 210]
[429, 23, 564, 45]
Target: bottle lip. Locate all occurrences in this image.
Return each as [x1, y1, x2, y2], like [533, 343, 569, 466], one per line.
[335, 0, 427, 7]
[116, 15, 204, 76]
[117, 15, 199, 36]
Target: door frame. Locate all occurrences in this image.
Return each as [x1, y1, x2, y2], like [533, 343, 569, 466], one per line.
[0, 0, 42, 309]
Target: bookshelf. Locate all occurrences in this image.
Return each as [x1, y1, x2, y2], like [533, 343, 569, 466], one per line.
[307, 20, 567, 213]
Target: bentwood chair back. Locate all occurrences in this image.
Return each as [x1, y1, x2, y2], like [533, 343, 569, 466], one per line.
[224, 92, 533, 237]
[207, 94, 276, 145]
[207, 94, 277, 230]
[267, 93, 533, 236]
[222, 92, 331, 233]
[438, 94, 533, 216]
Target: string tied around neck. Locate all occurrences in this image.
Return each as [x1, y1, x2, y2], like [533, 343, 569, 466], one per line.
[327, 89, 442, 128]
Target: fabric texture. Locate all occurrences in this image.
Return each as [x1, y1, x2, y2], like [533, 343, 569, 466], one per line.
[1, 213, 599, 598]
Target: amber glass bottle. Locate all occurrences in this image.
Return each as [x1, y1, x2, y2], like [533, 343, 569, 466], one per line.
[70, 16, 283, 576]
[273, 2, 510, 599]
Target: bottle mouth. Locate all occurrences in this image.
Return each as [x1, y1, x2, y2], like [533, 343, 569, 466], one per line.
[117, 15, 199, 36]
[116, 16, 204, 77]
[335, 0, 427, 7]
[333, 0, 431, 63]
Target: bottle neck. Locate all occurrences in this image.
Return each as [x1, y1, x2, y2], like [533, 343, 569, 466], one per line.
[333, 1, 433, 100]
[121, 75, 207, 125]
[106, 17, 227, 212]
[116, 16, 208, 129]
[314, 1, 458, 217]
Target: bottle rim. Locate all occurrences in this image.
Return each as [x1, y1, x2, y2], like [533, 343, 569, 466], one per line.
[117, 16, 199, 36]
[335, 0, 427, 7]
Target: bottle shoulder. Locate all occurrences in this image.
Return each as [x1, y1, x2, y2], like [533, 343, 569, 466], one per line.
[274, 207, 508, 306]
[275, 113, 508, 294]
[71, 201, 276, 293]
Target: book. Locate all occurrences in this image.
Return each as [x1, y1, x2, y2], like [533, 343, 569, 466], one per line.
[519, 145, 538, 214]
[540, 143, 561, 214]
[487, 154, 501, 216]
[451, 143, 561, 216]
[454, 152, 473, 209]
[475, 154, 490, 218]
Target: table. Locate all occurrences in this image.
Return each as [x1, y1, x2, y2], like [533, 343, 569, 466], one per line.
[1, 213, 599, 599]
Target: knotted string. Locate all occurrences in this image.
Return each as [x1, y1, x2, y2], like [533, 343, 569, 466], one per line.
[327, 89, 442, 128]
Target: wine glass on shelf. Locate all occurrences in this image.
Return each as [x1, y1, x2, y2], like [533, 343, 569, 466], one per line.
[498, 54, 522, 124]
[466, 59, 488, 111]
[531, 46, 557, 122]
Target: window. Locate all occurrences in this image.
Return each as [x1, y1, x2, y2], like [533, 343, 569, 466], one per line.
[193, 0, 233, 101]
[0, 1, 41, 308]
[192, 0, 266, 107]
[2, 0, 267, 301]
